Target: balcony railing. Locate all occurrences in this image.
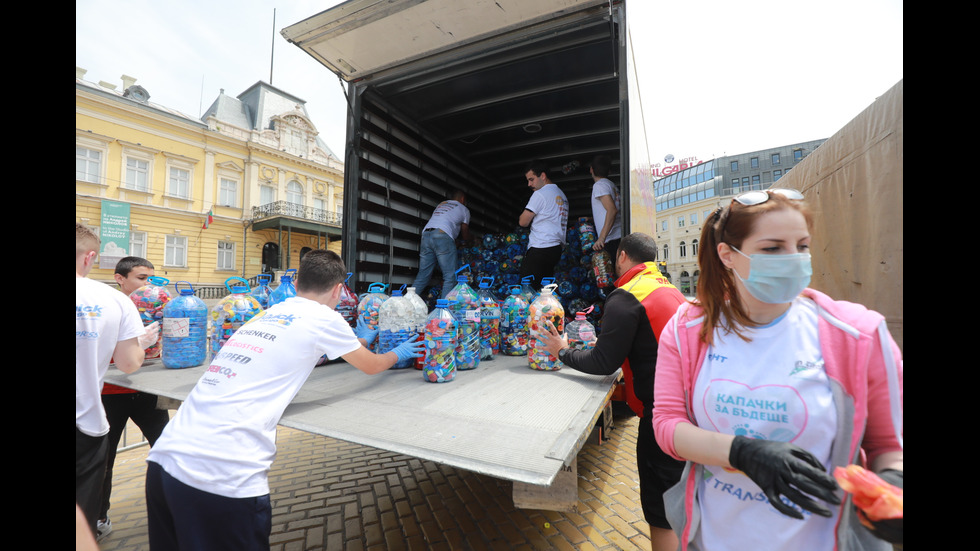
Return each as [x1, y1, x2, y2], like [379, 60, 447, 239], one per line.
[251, 201, 343, 227]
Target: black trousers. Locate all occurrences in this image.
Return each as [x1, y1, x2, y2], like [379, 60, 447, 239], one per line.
[76, 427, 109, 535]
[519, 245, 564, 288]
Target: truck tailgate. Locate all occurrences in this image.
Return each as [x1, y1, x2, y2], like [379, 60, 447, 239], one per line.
[104, 356, 619, 486]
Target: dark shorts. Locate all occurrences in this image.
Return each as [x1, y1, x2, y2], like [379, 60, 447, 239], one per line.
[636, 416, 685, 529]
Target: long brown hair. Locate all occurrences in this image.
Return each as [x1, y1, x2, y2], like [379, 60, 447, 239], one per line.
[695, 192, 813, 344]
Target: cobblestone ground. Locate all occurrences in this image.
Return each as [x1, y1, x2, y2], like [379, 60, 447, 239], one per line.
[98, 412, 651, 551]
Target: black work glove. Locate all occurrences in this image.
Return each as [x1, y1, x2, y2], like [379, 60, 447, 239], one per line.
[859, 469, 903, 544]
[728, 435, 841, 519]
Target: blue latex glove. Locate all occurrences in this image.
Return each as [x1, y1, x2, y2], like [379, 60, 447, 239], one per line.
[392, 335, 425, 362]
[354, 320, 378, 345]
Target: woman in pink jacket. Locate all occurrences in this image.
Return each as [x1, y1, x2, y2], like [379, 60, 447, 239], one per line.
[652, 189, 902, 550]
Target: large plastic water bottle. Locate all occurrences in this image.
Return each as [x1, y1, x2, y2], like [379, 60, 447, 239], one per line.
[592, 249, 615, 289]
[565, 306, 598, 355]
[444, 266, 481, 370]
[161, 281, 208, 369]
[422, 299, 458, 383]
[405, 286, 429, 370]
[477, 277, 500, 360]
[269, 269, 297, 307]
[519, 275, 536, 304]
[528, 283, 564, 371]
[357, 283, 388, 351]
[336, 273, 359, 328]
[500, 285, 529, 356]
[209, 277, 263, 356]
[251, 274, 273, 309]
[378, 289, 416, 369]
[130, 276, 171, 359]
[578, 217, 597, 253]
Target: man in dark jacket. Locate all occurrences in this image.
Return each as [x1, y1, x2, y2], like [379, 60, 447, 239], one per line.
[539, 232, 685, 551]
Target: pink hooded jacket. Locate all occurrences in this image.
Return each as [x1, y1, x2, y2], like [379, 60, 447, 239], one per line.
[652, 288, 903, 550]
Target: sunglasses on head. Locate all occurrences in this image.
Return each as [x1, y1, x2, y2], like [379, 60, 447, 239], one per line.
[714, 188, 805, 242]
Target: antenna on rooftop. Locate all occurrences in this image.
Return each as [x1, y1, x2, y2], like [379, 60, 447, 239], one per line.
[269, 8, 276, 85]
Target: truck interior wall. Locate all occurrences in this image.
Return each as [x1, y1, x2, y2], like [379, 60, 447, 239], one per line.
[778, 80, 903, 351]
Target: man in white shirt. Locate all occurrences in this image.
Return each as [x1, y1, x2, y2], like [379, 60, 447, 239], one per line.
[76, 223, 155, 535]
[519, 160, 569, 287]
[589, 155, 623, 255]
[413, 189, 472, 298]
[146, 250, 424, 551]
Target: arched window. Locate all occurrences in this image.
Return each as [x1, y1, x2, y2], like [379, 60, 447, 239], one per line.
[662, 244, 669, 260]
[679, 241, 687, 257]
[692, 239, 699, 257]
[286, 180, 304, 206]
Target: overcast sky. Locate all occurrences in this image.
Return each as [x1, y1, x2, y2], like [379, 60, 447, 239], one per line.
[76, 0, 902, 167]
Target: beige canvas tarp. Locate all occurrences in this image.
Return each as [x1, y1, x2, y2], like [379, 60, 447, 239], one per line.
[780, 80, 903, 351]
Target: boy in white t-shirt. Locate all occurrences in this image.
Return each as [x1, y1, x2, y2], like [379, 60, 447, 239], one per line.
[145, 250, 424, 551]
[588, 155, 622, 255]
[518, 160, 569, 286]
[75, 224, 157, 535]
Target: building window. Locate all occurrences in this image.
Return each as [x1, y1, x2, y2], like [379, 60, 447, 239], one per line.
[772, 153, 780, 165]
[125, 157, 150, 192]
[260, 185, 276, 206]
[730, 160, 738, 172]
[692, 239, 699, 257]
[774, 169, 783, 181]
[690, 212, 697, 225]
[165, 235, 187, 267]
[794, 149, 803, 162]
[678, 216, 685, 228]
[76, 146, 102, 183]
[750, 157, 759, 169]
[169, 167, 190, 199]
[219, 178, 238, 207]
[679, 241, 687, 257]
[661, 220, 668, 232]
[662, 244, 669, 260]
[287, 180, 304, 206]
[752, 175, 761, 188]
[217, 241, 235, 270]
[130, 231, 147, 258]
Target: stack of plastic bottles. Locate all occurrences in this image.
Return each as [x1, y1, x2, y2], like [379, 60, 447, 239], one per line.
[422, 299, 458, 383]
[527, 283, 564, 371]
[336, 273, 359, 329]
[565, 306, 598, 355]
[444, 267, 481, 370]
[161, 281, 208, 369]
[130, 276, 171, 359]
[477, 277, 501, 360]
[378, 289, 416, 369]
[357, 283, 388, 352]
[455, 220, 608, 335]
[209, 277, 263, 355]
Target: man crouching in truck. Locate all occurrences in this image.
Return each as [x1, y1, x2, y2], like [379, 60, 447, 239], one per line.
[144, 250, 424, 551]
[538, 232, 686, 551]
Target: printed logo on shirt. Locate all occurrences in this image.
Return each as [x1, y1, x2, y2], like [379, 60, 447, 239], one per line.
[789, 359, 824, 377]
[248, 311, 297, 327]
[76, 304, 103, 319]
[703, 380, 805, 443]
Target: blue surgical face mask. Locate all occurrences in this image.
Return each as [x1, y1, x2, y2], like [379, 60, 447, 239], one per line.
[730, 246, 812, 304]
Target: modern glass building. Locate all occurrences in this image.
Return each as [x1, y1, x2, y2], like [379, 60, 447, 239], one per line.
[653, 139, 826, 295]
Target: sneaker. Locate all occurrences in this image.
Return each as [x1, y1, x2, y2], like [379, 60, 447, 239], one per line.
[96, 518, 112, 541]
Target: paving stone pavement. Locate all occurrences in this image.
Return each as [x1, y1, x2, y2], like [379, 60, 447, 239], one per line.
[98, 411, 653, 551]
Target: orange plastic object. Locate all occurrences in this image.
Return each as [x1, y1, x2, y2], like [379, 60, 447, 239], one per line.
[833, 465, 903, 521]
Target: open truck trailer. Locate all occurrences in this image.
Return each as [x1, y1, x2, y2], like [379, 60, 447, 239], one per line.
[105, 0, 651, 514]
[280, 0, 655, 292]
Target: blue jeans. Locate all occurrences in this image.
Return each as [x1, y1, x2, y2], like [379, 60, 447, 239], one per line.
[413, 229, 458, 298]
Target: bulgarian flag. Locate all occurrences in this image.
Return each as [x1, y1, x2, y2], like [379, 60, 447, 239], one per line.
[203, 208, 214, 229]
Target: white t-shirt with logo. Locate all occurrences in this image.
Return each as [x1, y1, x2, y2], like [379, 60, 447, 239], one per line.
[525, 183, 569, 249]
[591, 177, 622, 243]
[148, 296, 361, 498]
[692, 297, 838, 550]
[423, 200, 470, 240]
[76, 277, 145, 437]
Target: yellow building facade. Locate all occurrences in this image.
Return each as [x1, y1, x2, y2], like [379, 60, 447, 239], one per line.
[76, 70, 344, 290]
